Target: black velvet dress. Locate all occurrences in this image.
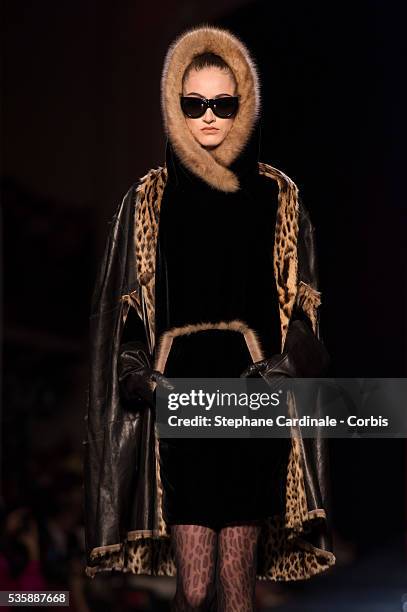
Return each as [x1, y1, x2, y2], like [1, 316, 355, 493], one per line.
[155, 124, 290, 530]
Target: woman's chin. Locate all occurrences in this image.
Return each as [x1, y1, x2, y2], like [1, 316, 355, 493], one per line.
[202, 143, 220, 150]
[198, 136, 224, 149]
[190, 131, 226, 149]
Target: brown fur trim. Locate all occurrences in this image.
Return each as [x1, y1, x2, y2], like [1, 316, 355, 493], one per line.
[154, 319, 265, 374]
[90, 543, 122, 558]
[161, 25, 261, 192]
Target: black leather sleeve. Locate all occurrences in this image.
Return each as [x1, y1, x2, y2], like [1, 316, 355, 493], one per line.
[117, 305, 154, 407]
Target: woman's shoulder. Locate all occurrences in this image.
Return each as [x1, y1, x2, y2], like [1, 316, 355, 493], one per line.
[257, 161, 310, 227]
[133, 165, 168, 195]
[120, 167, 168, 214]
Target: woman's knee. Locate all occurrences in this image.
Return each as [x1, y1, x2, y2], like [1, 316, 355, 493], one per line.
[176, 571, 215, 609]
[181, 585, 212, 609]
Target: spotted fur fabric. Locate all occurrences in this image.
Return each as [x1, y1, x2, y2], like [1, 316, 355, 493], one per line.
[85, 162, 336, 581]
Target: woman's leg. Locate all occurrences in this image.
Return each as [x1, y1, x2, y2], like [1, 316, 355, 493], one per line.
[170, 524, 218, 611]
[216, 523, 261, 612]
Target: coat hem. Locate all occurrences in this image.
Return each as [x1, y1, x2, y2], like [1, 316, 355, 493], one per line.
[84, 507, 334, 581]
[85, 535, 336, 582]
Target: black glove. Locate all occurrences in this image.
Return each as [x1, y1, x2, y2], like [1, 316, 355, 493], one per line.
[118, 340, 174, 408]
[240, 312, 330, 382]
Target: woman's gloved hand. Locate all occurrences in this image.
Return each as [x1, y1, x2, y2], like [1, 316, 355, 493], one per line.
[240, 353, 291, 379]
[118, 340, 174, 408]
[240, 353, 292, 397]
[240, 312, 330, 382]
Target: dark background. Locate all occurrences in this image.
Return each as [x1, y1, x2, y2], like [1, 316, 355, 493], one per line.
[2, 0, 406, 608]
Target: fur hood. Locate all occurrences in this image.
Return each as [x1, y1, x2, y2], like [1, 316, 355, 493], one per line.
[160, 24, 261, 192]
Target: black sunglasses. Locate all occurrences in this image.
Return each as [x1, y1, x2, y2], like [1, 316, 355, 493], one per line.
[180, 96, 239, 119]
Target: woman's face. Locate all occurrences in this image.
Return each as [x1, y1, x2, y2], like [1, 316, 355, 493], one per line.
[182, 67, 236, 149]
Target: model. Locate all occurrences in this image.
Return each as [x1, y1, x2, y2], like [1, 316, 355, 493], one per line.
[83, 24, 336, 612]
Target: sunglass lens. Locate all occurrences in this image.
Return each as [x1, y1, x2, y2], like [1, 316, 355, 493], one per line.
[213, 97, 239, 118]
[180, 97, 205, 118]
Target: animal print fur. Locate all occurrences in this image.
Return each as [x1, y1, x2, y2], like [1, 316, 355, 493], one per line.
[258, 161, 300, 350]
[133, 166, 167, 353]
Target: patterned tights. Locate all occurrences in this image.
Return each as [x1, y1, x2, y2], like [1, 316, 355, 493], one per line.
[170, 523, 261, 612]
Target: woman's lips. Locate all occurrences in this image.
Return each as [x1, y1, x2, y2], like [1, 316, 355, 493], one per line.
[201, 128, 218, 132]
